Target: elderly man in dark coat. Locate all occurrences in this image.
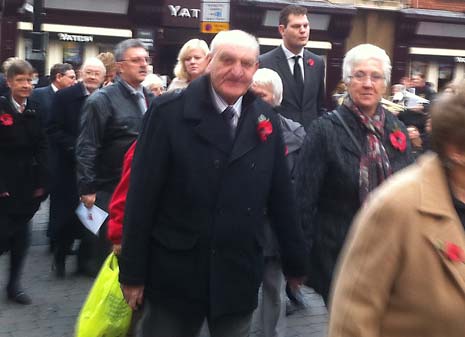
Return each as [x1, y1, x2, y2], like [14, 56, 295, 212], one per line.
[119, 30, 307, 337]
[46, 57, 106, 277]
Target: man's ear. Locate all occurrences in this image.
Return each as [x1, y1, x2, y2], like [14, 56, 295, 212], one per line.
[278, 24, 285, 37]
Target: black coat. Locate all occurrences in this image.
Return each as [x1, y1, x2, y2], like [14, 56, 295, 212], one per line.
[119, 75, 307, 319]
[259, 47, 326, 129]
[46, 82, 88, 238]
[76, 78, 154, 199]
[0, 96, 47, 215]
[296, 104, 414, 299]
[30, 84, 55, 129]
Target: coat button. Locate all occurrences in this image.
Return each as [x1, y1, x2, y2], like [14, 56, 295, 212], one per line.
[251, 162, 256, 169]
[217, 208, 224, 215]
[213, 159, 220, 168]
[211, 249, 216, 255]
[246, 207, 252, 215]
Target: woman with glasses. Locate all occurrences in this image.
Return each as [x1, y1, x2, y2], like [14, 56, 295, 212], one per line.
[167, 39, 210, 91]
[329, 82, 465, 337]
[296, 44, 413, 305]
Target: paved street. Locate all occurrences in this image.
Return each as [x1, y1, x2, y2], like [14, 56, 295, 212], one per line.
[0, 202, 328, 337]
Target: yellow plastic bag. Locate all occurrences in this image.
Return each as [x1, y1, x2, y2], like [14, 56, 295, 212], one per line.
[75, 253, 132, 337]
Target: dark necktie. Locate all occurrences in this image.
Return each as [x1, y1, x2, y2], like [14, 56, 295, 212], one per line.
[222, 106, 236, 140]
[293, 55, 304, 105]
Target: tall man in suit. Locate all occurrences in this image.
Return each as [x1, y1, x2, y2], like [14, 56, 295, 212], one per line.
[30, 63, 76, 128]
[46, 57, 106, 277]
[260, 5, 325, 129]
[119, 30, 307, 337]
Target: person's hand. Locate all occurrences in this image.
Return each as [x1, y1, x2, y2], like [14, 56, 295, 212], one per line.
[0, 191, 10, 198]
[286, 276, 305, 291]
[407, 126, 422, 148]
[33, 188, 45, 198]
[121, 284, 144, 310]
[113, 244, 122, 255]
[80, 193, 96, 208]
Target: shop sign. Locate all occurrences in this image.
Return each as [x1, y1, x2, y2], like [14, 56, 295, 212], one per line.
[136, 29, 154, 51]
[168, 5, 200, 18]
[58, 33, 93, 43]
[456, 57, 465, 63]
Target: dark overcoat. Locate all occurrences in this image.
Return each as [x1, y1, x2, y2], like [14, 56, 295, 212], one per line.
[46, 82, 88, 238]
[0, 96, 47, 215]
[119, 75, 307, 319]
[30, 84, 55, 128]
[259, 47, 326, 129]
[296, 104, 414, 301]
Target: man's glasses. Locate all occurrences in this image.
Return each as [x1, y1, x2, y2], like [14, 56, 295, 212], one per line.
[122, 56, 152, 65]
[349, 72, 385, 83]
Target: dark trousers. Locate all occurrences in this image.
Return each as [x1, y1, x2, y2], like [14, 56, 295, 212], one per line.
[138, 299, 253, 337]
[0, 214, 31, 293]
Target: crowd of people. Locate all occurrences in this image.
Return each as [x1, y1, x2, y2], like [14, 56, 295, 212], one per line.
[1, 3, 465, 337]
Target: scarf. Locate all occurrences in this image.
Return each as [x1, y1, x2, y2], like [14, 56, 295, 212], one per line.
[343, 96, 392, 203]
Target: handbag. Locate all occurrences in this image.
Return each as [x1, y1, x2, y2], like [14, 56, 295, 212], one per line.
[75, 253, 132, 337]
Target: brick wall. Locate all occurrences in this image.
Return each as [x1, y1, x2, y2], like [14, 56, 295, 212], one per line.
[410, 0, 465, 12]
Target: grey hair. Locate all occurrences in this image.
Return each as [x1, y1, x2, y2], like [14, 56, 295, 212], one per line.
[142, 74, 164, 89]
[210, 30, 259, 60]
[252, 68, 283, 107]
[342, 44, 391, 86]
[114, 38, 147, 62]
[81, 57, 106, 75]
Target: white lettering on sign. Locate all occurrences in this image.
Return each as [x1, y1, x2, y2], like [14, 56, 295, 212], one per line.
[168, 5, 200, 18]
[58, 33, 93, 43]
[456, 56, 465, 63]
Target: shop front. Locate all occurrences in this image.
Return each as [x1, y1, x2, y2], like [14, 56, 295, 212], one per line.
[17, 22, 132, 74]
[392, 8, 465, 92]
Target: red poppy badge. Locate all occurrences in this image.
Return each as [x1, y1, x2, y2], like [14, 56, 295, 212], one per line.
[308, 58, 315, 67]
[257, 114, 272, 142]
[0, 113, 13, 126]
[438, 241, 465, 263]
[389, 129, 406, 152]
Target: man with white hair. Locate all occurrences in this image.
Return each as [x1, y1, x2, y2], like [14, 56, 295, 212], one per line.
[118, 30, 307, 337]
[46, 57, 106, 277]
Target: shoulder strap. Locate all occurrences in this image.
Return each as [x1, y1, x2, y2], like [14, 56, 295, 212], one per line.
[333, 109, 362, 154]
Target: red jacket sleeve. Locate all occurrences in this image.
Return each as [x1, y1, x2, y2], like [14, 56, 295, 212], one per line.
[107, 141, 136, 245]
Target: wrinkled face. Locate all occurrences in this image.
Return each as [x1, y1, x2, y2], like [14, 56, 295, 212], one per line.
[279, 14, 310, 54]
[347, 58, 387, 116]
[150, 84, 163, 96]
[81, 65, 105, 93]
[183, 48, 209, 81]
[56, 69, 76, 89]
[118, 47, 149, 87]
[208, 45, 258, 105]
[251, 83, 276, 107]
[7, 73, 33, 102]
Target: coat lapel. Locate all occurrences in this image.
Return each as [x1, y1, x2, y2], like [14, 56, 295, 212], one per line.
[184, 76, 232, 155]
[302, 51, 316, 106]
[228, 94, 261, 164]
[419, 155, 465, 296]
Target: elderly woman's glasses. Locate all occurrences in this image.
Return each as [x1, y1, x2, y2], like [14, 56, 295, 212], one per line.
[349, 72, 385, 83]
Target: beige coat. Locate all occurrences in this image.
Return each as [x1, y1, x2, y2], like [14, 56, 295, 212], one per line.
[329, 154, 465, 337]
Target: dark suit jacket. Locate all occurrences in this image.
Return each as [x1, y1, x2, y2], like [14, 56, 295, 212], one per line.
[30, 84, 55, 128]
[119, 75, 307, 319]
[259, 46, 325, 129]
[46, 82, 88, 237]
